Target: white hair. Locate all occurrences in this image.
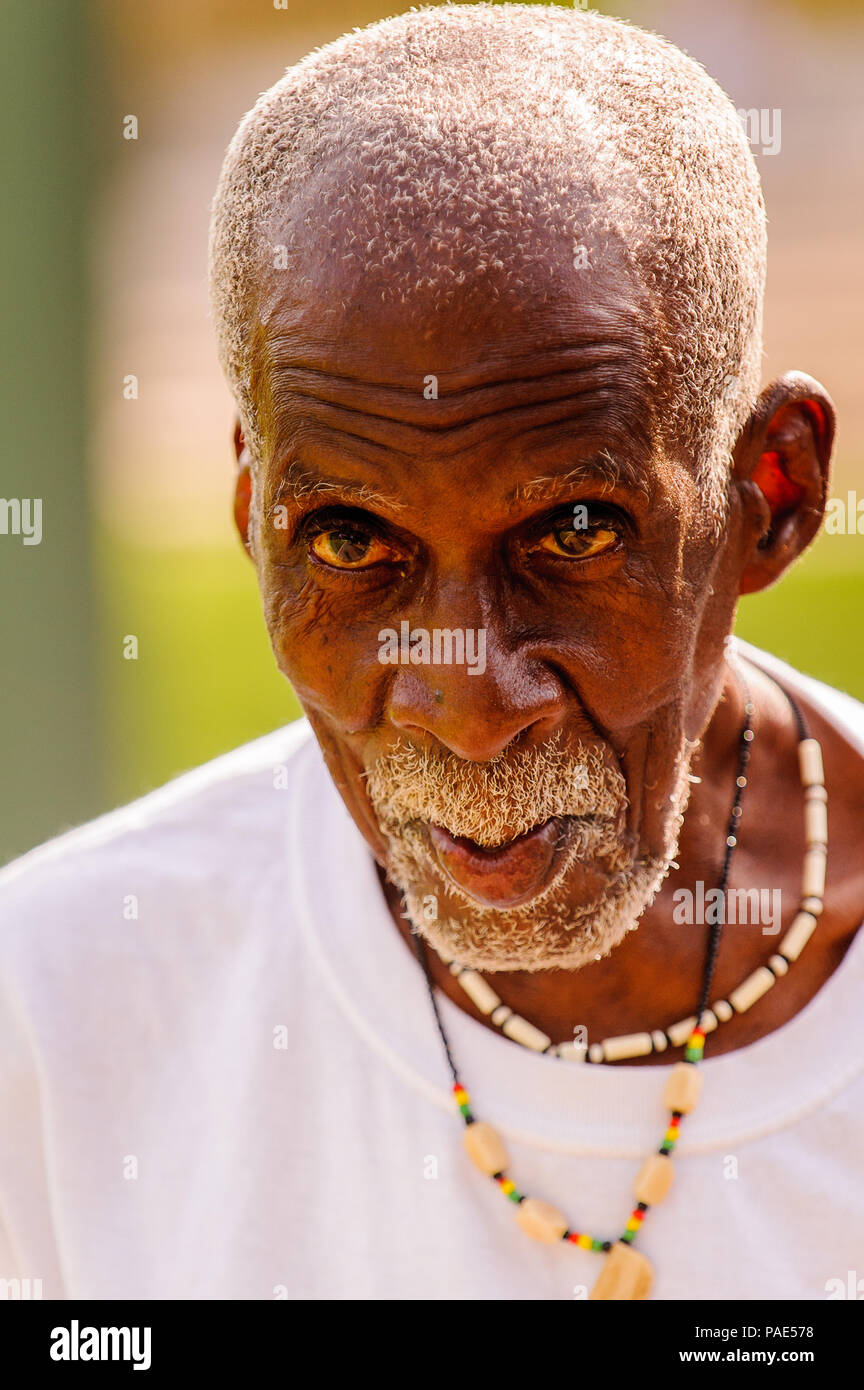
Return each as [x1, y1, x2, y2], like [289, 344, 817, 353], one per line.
[209, 2, 767, 526]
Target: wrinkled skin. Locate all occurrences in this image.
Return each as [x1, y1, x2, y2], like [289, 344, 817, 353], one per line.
[231, 213, 864, 1063]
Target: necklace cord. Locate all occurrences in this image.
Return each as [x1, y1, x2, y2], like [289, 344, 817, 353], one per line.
[413, 664, 811, 1071]
[405, 661, 821, 1279]
[412, 930, 462, 1088]
[695, 682, 753, 1021]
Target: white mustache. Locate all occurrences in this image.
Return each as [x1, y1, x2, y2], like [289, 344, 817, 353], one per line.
[364, 733, 627, 849]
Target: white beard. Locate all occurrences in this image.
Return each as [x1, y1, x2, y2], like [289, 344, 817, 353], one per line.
[365, 731, 697, 972]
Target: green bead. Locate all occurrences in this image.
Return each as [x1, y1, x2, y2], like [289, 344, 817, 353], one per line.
[591, 1238, 604, 1252]
[685, 1047, 702, 1063]
[620, 1229, 636, 1244]
[507, 1190, 522, 1204]
[459, 1103, 472, 1118]
[659, 1143, 673, 1154]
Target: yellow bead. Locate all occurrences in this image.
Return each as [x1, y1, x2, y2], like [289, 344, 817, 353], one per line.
[454, 1088, 469, 1106]
[515, 1198, 568, 1244]
[664, 1128, 678, 1143]
[589, 1242, 653, 1301]
[500, 1179, 515, 1195]
[634, 1154, 675, 1206]
[577, 1233, 593, 1250]
[663, 1061, 703, 1114]
[462, 1121, 509, 1176]
[625, 1218, 640, 1232]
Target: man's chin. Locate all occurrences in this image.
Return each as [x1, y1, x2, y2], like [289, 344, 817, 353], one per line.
[396, 855, 672, 974]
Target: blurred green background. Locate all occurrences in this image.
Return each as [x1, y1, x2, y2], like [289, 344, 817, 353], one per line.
[1, 0, 863, 864]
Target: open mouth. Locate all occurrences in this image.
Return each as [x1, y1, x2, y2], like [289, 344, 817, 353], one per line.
[427, 816, 571, 909]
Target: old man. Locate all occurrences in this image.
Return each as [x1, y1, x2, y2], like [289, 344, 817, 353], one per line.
[1, 4, 863, 1302]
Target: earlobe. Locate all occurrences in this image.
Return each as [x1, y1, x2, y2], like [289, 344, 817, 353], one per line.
[735, 372, 835, 595]
[234, 466, 253, 554]
[232, 419, 255, 557]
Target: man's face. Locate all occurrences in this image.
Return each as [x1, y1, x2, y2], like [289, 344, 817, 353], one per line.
[241, 208, 747, 972]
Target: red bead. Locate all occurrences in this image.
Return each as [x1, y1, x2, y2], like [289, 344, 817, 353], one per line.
[631, 1208, 644, 1222]
[568, 1232, 582, 1243]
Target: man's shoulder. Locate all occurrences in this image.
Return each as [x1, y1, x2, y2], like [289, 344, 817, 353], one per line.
[0, 718, 315, 944]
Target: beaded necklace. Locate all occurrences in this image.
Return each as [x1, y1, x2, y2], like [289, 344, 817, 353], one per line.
[412, 682, 826, 1300]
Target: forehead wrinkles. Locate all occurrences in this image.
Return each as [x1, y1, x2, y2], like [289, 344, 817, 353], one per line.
[252, 338, 662, 465]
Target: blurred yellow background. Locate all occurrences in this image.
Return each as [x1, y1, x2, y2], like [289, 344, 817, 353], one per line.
[2, 0, 862, 862]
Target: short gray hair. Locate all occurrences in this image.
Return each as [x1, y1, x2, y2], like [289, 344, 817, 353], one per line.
[209, 3, 766, 526]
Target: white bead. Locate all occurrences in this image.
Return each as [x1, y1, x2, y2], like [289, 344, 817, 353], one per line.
[801, 847, 827, 900]
[448, 961, 462, 976]
[600, 1032, 653, 1062]
[798, 739, 824, 787]
[666, 1015, 698, 1048]
[804, 784, 828, 802]
[557, 1042, 587, 1063]
[588, 1043, 605, 1064]
[456, 969, 501, 1015]
[501, 1013, 552, 1052]
[698, 1009, 718, 1034]
[804, 799, 828, 846]
[769, 953, 789, 977]
[780, 910, 818, 963]
[729, 965, 776, 1014]
[801, 896, 824, 916]
[651, 1030, 668, 1052]
[491, 1005, 512, 1027]
[712, 998, 733, 1023]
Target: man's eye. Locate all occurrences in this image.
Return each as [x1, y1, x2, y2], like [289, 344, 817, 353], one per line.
[309, 527, 397, 569]
[534, 516, 620, 560]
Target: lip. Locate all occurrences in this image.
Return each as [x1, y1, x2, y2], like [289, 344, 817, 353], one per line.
[427, 817, 569, 908]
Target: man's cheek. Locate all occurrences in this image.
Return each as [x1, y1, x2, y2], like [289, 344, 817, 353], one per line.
[266, 599, 389, 725]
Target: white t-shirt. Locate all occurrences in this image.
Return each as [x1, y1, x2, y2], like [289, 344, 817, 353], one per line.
[1, 641, 863, 1301]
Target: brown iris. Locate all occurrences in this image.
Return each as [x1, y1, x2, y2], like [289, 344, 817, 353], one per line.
[535, 516, 620, 559]
[310, 527, 397, 569]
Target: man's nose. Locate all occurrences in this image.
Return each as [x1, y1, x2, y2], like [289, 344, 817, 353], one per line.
[386, 641, 567, 763]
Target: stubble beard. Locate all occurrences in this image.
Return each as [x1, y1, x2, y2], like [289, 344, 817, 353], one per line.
[365, 731, 697, 973]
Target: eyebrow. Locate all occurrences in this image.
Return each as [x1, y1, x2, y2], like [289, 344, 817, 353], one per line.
[266, 463, 407, 517]
[265, 449, 650, 522]
[506, 452, 650, 507]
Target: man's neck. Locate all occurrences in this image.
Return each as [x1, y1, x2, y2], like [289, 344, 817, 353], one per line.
[380, 655, 860, 1064]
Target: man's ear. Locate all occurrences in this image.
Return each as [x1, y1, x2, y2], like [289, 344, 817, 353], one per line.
[232, 419, 254, 558]
[734, 371, 835, 595]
